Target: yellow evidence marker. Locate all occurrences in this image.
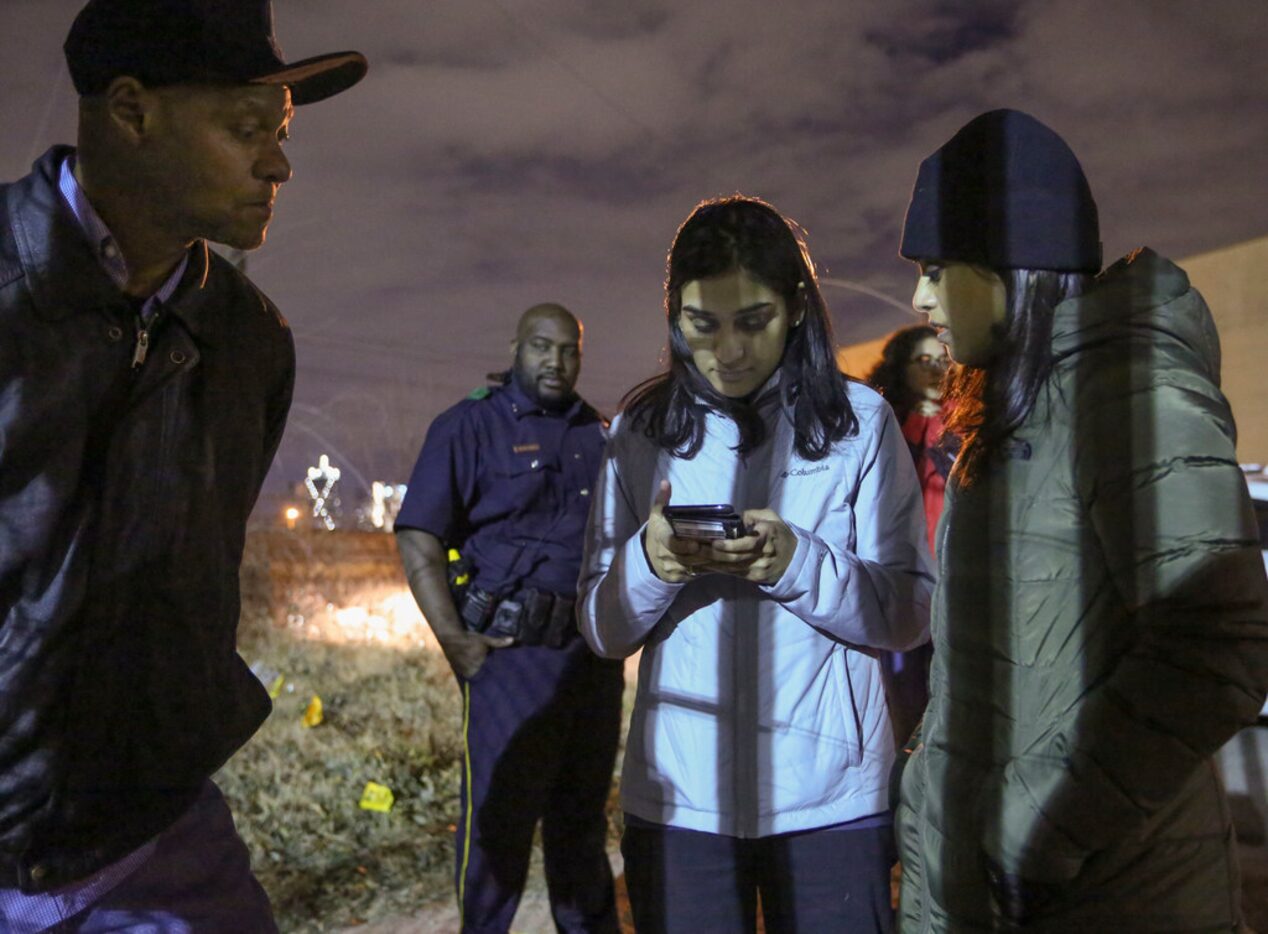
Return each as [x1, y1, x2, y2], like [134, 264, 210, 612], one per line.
[359, 781, 395, 813]
[302, 695, 323, 728]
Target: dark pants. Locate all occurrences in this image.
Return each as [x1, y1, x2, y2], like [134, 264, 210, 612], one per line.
[457, 640, 624, 933]
[52, 781, 275, 933]
[622, 817, 896, 934]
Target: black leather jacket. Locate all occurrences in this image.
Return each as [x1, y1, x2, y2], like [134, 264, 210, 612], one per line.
[0, 148, 294, 891]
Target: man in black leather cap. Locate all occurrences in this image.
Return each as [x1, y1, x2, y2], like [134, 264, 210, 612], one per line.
[0, 2, 366, 929]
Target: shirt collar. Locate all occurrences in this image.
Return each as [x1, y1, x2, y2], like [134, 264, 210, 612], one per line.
[57, 153, 189, 320]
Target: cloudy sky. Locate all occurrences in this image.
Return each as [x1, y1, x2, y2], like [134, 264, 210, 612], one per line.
[3, 0, 1267, 499]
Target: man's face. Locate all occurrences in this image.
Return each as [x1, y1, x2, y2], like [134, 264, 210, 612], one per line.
[143, 83, 293, 250]
[513, 314, 582, 408]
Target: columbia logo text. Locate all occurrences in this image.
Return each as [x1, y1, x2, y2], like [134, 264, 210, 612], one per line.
[780, 465, 830, 479]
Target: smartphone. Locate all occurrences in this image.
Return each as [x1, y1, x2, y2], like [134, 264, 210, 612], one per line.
[662, 504, 746, 540]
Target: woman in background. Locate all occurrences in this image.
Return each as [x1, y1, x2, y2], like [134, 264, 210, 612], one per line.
[578, 196, 934, 933]
[866, 324, 952, 557]
[866, 325, 952, 745]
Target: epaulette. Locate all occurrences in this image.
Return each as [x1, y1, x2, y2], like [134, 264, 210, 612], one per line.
[466, 386, 494, 400]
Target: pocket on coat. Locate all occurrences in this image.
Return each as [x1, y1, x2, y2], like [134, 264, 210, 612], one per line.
[828, 643, 865, 767]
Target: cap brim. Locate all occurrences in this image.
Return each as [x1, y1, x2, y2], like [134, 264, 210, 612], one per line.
[251, 51, 367, 105]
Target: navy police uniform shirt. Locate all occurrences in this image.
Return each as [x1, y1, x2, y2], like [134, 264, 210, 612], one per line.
[395, 378, 606, 598]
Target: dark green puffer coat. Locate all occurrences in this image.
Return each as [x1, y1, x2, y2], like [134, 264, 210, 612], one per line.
[897, 250, 1268, 932]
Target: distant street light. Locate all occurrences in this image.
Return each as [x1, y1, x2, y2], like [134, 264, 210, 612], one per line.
[305, 454, 342, 531]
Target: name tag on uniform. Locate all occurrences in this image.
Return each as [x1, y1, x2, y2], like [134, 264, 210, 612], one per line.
[513, 443, 541, 454]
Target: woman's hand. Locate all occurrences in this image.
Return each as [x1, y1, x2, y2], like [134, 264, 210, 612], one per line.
[700, 508, 797, 584]
[643, 480, 711, 583]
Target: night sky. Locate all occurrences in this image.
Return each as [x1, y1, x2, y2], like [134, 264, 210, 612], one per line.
[3, 0, 1267, 500]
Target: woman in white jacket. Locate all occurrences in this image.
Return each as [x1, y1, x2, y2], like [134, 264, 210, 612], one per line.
[577, 196, 934, 933]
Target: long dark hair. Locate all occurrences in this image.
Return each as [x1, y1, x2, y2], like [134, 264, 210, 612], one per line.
[622, 196, 857, 461]
[866, 324, 941, 422]
[945, 269, 1093, 485]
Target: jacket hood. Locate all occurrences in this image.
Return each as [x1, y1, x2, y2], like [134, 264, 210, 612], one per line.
[1050, 248, 1221, 385]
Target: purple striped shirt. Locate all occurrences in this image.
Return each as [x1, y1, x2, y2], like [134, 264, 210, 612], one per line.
[0, 837, 157, 933]
[57, 153, 189, 320]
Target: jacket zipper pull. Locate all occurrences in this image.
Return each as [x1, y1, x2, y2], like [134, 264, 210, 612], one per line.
[132, 314, 150, 369]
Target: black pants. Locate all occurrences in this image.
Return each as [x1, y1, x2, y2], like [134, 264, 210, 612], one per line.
[456, 641, 624, 933]
[621, 816, 895, 934]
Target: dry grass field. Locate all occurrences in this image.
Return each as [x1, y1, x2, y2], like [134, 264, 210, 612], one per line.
[217, 530, 472, 930]
[219, 529, 627, 932]
[220, 529, 1267, 933]
[218, 620, 470, 931]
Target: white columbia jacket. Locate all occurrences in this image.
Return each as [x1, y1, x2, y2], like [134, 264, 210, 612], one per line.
[578, 380, 935, 837]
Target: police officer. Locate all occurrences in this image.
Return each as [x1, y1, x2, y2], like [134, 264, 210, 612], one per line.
[396, 303, 622, 934]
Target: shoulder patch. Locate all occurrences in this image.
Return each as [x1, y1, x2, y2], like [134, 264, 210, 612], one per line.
[466, 386, 493, 400]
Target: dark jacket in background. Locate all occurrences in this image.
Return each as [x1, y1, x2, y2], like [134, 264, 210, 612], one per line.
[0, 147, 294, 891]
[898, 250, 1268, 930]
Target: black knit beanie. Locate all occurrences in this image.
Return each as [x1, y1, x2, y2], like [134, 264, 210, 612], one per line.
[899, 109, 1102, 273]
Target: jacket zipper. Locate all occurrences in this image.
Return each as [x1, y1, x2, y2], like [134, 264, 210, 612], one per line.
[131, 311, 153, 370]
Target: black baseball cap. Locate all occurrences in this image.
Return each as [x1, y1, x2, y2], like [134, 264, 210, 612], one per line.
[64, 0, 368, 105]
